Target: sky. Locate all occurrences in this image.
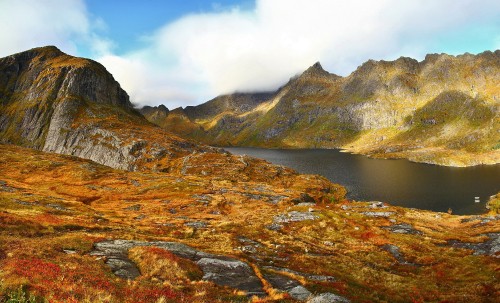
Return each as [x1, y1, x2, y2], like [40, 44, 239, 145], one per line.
[0, 0, 499, 109]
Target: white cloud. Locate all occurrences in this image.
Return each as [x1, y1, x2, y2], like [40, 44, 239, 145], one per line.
[99, 0, 499, 108]
[0, 0, 95, 56]
[0, 0, 498, 108]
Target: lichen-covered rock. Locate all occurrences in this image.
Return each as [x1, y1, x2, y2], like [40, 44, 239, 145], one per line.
[308, 293, 350, 303]
[196, 258, 265, 296]
[288, 285, 312, 301]
[274, 211, 319, 223]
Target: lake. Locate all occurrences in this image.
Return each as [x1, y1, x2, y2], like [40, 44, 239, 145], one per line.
[225, 148, 500, 215]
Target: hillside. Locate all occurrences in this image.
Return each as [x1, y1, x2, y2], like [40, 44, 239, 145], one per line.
[143, 52, 500, 167]
[1, 144, 499, 302]
[0, 46, 498, 302]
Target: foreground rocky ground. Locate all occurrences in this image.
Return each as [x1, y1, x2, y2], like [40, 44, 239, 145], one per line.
[0, 144, 498, 303]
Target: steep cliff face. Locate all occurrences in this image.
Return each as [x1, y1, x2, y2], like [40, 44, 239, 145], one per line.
[0, 46, 132, 147]
[0, 48, 213, 172]
[145, 51, 500, 166]
[0, 46, 152, 169]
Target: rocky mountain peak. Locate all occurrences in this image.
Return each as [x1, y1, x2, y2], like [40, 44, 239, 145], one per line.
[301, 61, 336, 78]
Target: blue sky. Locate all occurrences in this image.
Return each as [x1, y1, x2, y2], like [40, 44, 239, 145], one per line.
[84, 0, 255, 55]
[0, 0, 499, 108]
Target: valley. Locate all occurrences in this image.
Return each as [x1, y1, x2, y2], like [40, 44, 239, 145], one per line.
[0, 46, 498, 303]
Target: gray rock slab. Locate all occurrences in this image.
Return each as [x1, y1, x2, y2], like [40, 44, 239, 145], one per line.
[289, 285, 312, 301]
[196, 258, 265, 296]
[274, 211, 319, 223]
[308, 293, 350, 303]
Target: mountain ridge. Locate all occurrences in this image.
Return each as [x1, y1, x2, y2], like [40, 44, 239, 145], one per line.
[142, 50, 500, 167]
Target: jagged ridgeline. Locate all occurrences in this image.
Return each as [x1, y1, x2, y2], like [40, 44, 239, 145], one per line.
[141, 53, 500, 166]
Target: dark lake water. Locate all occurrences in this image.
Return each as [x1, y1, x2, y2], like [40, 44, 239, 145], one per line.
[225, 148, 500, 215]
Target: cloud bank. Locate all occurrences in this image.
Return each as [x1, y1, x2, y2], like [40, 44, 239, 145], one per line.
[100, 0, 499, 108]
[1, 0, 499, 108]
[0, 0, 111, 57]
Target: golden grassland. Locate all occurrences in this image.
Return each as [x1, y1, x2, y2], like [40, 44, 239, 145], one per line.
[0, 144, 498, 302]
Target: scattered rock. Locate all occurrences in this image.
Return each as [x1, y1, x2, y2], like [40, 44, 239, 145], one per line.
[461, 215, 500, 226]
[362, 212, 395, 218]
[245, 193, 288, 204]
[134, 214, 146, 220]
[381, 244, 417, 266]
[383, 223, 422, 235]
[448, 233, 499, 257]
[266, 223, 283, 231]
[91, 239, 265, 295]
[308, 292, 350, 303]
[369, 201, 386, 208]
[15, 200, 37, 206]
[289, 285, 312, 301]
[185, 221, 208, 229]
[0, 180, 15, 192]
[124, 204, 141, 211]
[196, 258, 265, 296]
[130, 180, 140, 187]
[63, 249, 77, 254]
[192, 194, 212, 204]
[274, 211, 319, 224]
[263, 272, 301, 292]
[46, 203, 68, 211]
[308, 275, 336, 282]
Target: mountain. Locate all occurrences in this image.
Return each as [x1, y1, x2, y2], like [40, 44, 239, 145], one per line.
[0, 46, 499, 302]
[0, 47, 270, 178]
[0, 46, 337, 189]
[145, 52, 500, 166]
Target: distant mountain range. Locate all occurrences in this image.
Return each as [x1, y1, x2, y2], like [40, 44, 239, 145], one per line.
[141, 51, 500, 167]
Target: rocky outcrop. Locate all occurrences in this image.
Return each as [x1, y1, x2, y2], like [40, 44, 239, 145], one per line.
[91, 240, 265, 296]
[145, 51, 500, 166]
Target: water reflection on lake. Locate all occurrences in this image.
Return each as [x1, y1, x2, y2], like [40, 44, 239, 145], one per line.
[225, 148, 500, 215]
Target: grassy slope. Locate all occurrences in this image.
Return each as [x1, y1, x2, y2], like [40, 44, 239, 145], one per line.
[0, 144, 498, 302]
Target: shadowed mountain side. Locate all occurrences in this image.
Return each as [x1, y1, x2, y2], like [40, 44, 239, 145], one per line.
[143, 52, 500, 166]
